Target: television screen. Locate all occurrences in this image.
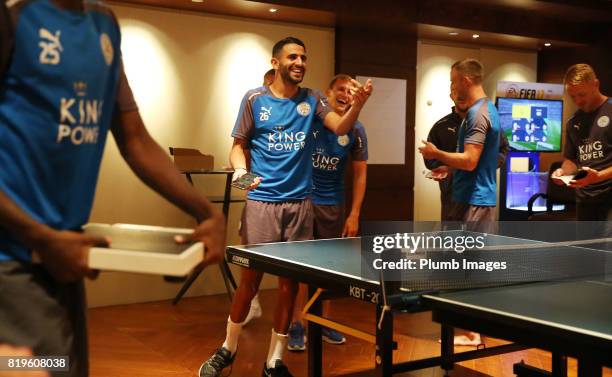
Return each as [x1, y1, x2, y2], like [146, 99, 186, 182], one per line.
[496, 97, 563, 152]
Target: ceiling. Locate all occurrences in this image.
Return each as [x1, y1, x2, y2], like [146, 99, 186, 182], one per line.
[109, 0, 335, 27]
[110, 0, 611, 50]
[459, 0, 612, 22]
[417, 24, 586, 51]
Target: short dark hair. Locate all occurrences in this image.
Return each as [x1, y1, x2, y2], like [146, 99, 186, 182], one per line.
[272, 37, 306, 57]
[328, 73, 352, 89]
[452, 58, 484, 84]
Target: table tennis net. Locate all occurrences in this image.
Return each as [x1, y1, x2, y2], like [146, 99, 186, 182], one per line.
[360, 230, 612, 292]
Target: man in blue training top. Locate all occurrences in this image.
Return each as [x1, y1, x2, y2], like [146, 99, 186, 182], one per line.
[419, 58, 500, 232]
[0, 1, 226, 376]
[287, 73, 368, 351]
[242, 68, 277, 327]
[313, 74, 369, 240]
[419, 58, 500, 346]
[423, 89, 508, 221]
[198, 37, 372, 377]
[552, 64, 611, 222]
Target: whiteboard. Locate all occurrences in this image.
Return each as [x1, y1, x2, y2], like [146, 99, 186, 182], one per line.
[356, 76, 406, 164]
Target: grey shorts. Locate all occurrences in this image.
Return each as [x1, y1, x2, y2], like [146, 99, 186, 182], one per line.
[448, 203, 498, 234]
[0, 261, 88, 377]
[241, 199, 314, 244]
[313, 204, 344, 239]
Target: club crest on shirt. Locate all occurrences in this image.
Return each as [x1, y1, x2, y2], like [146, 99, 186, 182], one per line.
[296, 102, 311, 116]
[597, 115, 609, 128]
[337, 135, 349, 146]
[100, 34, 114, 66]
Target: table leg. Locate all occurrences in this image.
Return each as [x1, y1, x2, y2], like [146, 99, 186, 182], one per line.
[375, 304, 393, 377]
[440, 325, 454, 374]
[308, 285, 322, 377]
[577, 358, 601, 377]
[551, 352, 567, 377]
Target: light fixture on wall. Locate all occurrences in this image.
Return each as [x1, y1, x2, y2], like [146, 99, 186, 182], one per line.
[472, 34, 480, 39]
[191, 0, 203, 3]
[448, 32, 459, 36]
[269, 8, 278, 13]
[544, 42, 552, 47]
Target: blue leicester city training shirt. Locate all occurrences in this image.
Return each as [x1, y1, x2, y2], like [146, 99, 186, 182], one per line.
[0, 0, 124, 261]
[564, 98, 612, 202]
[232, 86, 331, 202]
[312, 121, 368, 205]
[452, 98, 501, 206]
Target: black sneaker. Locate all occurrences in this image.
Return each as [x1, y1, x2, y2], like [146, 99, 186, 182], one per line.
[261, 360, 293, 377]
[199, 347, 235, 377]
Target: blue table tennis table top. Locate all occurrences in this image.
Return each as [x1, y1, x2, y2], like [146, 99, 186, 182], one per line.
[228, 230, 612, 341]
[230, 236, 371, 283]
[227, 230, 612, 375]
[229, 230, 609, 283]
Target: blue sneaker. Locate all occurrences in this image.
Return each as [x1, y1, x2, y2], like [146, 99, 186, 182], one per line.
[287, 321, 305, 351]
[322, 327, 346, 344]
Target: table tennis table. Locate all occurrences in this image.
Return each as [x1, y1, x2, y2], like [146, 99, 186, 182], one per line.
[226, 231, 612, 377]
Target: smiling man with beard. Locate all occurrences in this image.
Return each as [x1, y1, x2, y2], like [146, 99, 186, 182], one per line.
[198, 37, 372, 377]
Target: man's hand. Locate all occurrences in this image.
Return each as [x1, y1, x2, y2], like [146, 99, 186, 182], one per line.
[431, 166, 452, 181]
[418, 140, 440, 160]
[550, 167, 566, 185]
[232, 168, 262, 191]
[34, 229, 109, 282]
[550, 167, 574, 186]
[349, 78, 373, 110]
[176, 210, 226, 267]
[342, 213, 359, 237]
[569, 167, 600, 188]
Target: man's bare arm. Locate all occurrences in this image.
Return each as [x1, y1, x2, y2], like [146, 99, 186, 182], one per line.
[420, 141, 483, 172]
[0, 189, 107, 281]
[323, 79, 373, 135]
[343, 161, 367, 237]
[112, 110, 226, 266]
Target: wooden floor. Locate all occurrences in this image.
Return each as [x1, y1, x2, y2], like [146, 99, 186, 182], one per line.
[89, 289, 611, 377]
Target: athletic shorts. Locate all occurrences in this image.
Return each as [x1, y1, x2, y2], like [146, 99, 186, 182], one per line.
[241, 199, 314, 244]
[448, 203, 498, 234]
[313, 204, 344, 239]
[0, 261, 88, 377]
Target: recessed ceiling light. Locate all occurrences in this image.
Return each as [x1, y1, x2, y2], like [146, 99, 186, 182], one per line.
[448, 32, 459, 36]
[191, 0, 203, 3]
[472, 34, 480, 39]
[544, 42, 552, 47]
[269, 8, 278, 13]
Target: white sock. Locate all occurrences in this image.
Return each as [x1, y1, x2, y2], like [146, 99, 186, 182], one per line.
[222, 316, 244, 354]
[266, 329, 288, 369]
